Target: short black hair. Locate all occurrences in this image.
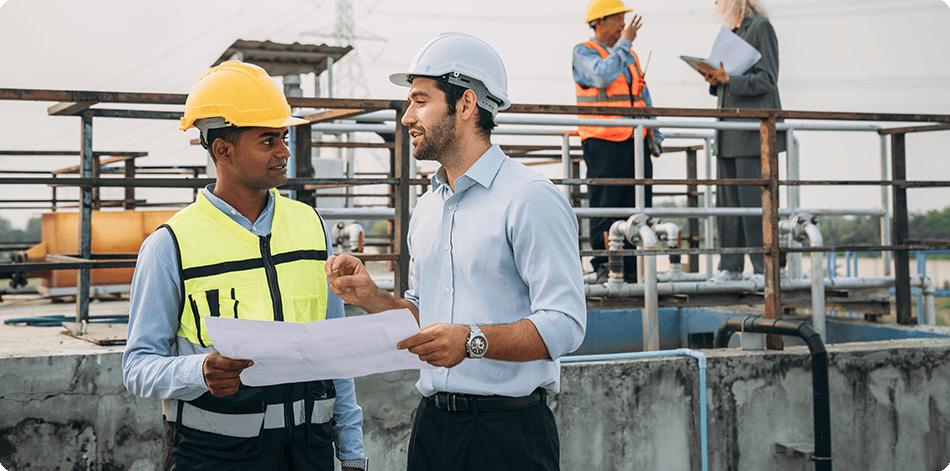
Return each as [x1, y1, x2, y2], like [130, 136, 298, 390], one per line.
[204, 126, 246, 161]
[433, 79, 496, 138]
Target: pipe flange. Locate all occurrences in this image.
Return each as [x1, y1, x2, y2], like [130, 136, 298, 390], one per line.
[624, 213, 652, 245]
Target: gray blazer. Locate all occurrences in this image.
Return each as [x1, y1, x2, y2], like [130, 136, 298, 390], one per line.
[711, 10, 786, 158]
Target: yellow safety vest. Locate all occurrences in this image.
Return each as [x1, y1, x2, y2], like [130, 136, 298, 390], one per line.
[163, 188, 328, 347]
[575, 40, 648, 142]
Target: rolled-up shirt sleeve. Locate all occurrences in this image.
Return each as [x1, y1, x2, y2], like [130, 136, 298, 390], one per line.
[572, 37, 637, 89]
[508, 181, 587, 359]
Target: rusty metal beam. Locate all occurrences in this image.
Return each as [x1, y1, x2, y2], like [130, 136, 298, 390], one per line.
[311, 141, 394, 149]
[4, 88, 949, 123]
[760, 116, 783, 349]
[0, 150, 147, 157]
[878, 123, 950, 135]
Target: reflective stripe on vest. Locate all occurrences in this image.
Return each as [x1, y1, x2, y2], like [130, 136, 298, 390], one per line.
[575, 40, 648, 142]
[162, 397, 336, 438]
[164, 188, 329, 347]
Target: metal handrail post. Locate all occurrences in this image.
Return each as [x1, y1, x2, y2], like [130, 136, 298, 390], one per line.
[76, 112, 93, 323]
[393, 103, 412, 297]
[760, 116, 783, 349]
[704, 137, 715, 279]
[879, 134, 892, 276]
[891, 132, 912, 324]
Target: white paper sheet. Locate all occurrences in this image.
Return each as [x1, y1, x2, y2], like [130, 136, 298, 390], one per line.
[205, 308, 433, 386]
[680, 25, 763, 76]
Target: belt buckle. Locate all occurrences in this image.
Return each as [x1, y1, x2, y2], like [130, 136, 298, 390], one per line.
[445, 393, 464, 412]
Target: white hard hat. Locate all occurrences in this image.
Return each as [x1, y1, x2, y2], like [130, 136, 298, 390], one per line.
[390, 32, 511, 116]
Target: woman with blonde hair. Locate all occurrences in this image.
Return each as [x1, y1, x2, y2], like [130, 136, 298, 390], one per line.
[696, 0, 784, 281]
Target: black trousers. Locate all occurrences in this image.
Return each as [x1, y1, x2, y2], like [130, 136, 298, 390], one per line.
[406, 394, 560, 471]
[716, 156, 764, 273]
[582, 136, 653, 277]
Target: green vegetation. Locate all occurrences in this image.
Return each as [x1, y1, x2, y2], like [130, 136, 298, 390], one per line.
[819, 207, 950, 249]
[0, 217, 41, 243]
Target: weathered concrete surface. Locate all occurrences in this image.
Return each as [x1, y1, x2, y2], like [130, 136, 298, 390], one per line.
[5, 339, 949, 471]
[0, 352, 163, 471]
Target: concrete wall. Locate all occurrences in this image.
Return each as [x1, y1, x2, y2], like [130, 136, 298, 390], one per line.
[2, 339, 950, 470]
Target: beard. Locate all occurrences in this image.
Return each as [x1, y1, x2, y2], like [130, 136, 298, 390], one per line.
[412, 110, 460, 166]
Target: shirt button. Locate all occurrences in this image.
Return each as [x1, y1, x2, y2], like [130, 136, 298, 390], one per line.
[444, 287, 451, 293]
[230, 209, 236, 215]
[447, 205, 454, 210]
[437, 367, 446, 374]
[252, 226, 257, 232]
[443, 244, 450, 250]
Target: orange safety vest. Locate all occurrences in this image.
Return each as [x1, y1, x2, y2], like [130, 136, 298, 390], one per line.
[575, 40, 648, 142]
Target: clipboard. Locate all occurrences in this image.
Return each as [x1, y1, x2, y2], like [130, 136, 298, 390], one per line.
[681, 26, 762, 76]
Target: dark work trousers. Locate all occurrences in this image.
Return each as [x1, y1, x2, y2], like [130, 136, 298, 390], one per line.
[716, 155, 764, 273]
[406, 395, 561, 471]
[582, 136, 653, 279]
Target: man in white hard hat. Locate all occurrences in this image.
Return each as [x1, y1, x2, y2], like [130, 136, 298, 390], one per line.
[122, 61, 368, 471]
[324, 33, 586, 471]
[574, 0, 664, 285]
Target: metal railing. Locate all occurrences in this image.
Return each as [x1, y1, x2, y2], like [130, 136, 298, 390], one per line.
[0, 87, 948, 341]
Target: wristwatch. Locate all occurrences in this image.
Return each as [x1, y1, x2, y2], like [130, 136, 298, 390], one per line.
[466, 325, 488, 358]
[340, 457, 369, 470]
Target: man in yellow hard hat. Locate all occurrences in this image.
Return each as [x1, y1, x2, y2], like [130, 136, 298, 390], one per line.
[574, 0, 664, 285]
[122, 61, 368, 471]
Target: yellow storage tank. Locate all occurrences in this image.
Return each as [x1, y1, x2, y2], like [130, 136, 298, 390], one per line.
[24, 210, 178, 290]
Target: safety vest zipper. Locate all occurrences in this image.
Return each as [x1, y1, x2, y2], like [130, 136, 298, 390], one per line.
[259, 234, 293, 441]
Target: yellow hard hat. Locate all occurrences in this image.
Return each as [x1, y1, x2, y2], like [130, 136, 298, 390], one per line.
[179, 60, 308, 131]
[586, 0, 632, 23]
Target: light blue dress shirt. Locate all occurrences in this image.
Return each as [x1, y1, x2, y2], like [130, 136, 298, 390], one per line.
[404, 145, 587, 398]
[122, 186, 364, 461]
[573, 37, 665, 145]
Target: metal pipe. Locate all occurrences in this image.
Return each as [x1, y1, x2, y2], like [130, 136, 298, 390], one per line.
[639, 223, 659, 351]
[804, 222, 827, 341]
[713, 316, 832, 471]
[312, 206, 886, 221]
[583, 273, 932, 297]
[921, 276, 936, 325]
[561, 348, 709, 471]
[787, 132, 803, 280]
[880, 134, 892, 275]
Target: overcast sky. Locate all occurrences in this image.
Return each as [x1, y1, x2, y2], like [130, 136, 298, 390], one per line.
[0, 0, 948, 229]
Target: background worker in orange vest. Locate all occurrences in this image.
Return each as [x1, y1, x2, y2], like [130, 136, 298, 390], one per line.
[573, 0, 663, 285]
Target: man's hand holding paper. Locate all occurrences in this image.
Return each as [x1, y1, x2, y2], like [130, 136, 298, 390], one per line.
[205, 308, 433, 387]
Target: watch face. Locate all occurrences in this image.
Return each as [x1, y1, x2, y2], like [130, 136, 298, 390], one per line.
[469, 336, 487, 356]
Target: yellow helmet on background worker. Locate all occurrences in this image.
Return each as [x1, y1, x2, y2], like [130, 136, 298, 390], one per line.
[180, 60, 308, 147]
[586, 0, 632, 23]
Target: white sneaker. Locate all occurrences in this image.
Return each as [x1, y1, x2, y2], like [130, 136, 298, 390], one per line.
[711, 270, 743, 282]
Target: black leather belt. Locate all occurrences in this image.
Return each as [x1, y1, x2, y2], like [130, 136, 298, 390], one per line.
[431, 389, 545, 413]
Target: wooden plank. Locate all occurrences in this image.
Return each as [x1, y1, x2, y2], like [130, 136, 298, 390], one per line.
[48, 102, 96, 116]
[61, 322, 127, 346]
[301, 108, 385, 123]
[51, 154, 142, 175]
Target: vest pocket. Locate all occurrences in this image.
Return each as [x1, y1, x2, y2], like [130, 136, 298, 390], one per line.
[287, 295, 327, 323]
[186, 287, 253, 346]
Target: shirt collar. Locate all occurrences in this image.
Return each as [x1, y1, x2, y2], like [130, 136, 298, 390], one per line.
[430, 144, 506, 193]
[201, 184, 275, 233]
